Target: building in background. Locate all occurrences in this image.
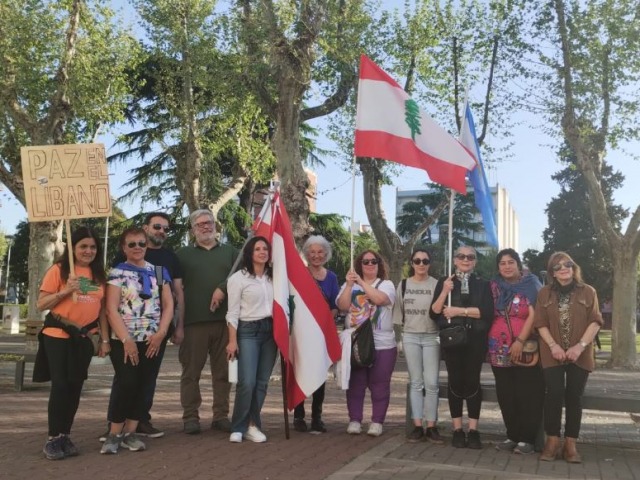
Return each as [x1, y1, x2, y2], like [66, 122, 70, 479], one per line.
[395, 184, 519, 254]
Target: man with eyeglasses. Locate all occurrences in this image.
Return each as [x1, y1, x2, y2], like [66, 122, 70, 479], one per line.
[100, 212, 184, 441]
[176, 209, 239, 435]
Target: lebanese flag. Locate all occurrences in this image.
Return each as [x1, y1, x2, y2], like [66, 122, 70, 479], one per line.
[251, 196, 274, 238]
[254, 192, 342, 410]
[354, 54, 477, 193]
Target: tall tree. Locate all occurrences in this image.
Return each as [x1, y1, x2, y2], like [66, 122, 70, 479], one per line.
[234, 0, 373, 242]
[529, 0, 640, 367]
[113, 0, 274, 219]
[0, 0, 140, 320]
[541, 148, 626, 302]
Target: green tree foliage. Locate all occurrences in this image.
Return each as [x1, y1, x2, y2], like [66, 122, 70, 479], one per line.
[0, 0, 141, 320]
[112, 0, 275, 217]
[538, 149, 627, 302]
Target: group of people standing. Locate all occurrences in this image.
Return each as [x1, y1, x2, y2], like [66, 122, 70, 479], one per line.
[396, 246, 602, 464]
[34, 210, 602, 464]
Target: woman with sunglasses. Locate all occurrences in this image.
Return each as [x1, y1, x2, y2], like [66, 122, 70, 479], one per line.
[337, 250, 396, 437]
[534, 252, 602, 463]
[392, 249, 442, 443]
[430, 246, 493, 449]
[489, 249, 543, 455]
[101, 227, 174, 454]
[36, 226, 109, 460]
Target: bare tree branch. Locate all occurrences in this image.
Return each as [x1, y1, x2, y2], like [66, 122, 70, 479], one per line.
[477, 36, 499, 145]
[405, 193, 450, 250]
[209, 175, 249, 218]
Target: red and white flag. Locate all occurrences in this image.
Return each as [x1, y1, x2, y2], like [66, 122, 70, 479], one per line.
[253, 191, 342, 410]
[354, 54, 477, 193]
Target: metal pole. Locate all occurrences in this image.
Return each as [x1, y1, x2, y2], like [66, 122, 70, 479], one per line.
[104, 216, 110, 265]
[5, 239, 12, 298]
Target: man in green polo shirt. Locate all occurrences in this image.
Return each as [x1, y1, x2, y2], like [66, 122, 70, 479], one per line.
[176, 209, 239, 435]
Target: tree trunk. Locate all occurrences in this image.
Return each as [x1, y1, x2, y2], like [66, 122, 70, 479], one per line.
[272, 75, 310, 245]
[610, 242, 639, 368]
[27, 222, 63, 332]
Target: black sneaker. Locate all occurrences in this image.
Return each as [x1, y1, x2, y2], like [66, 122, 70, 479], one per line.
[43, 436, 65, 460]
[293, 418, 308, 432]
[61, 435, 79, 457]
[211, 418, 232, 432]
[310, 418, 327, 433]
[406, 426, 424, 443]
[467, 429, 483, 449]
[451, 429, 466, 448]
[425, 427, 444, 445]
[136, 421, 165, 438]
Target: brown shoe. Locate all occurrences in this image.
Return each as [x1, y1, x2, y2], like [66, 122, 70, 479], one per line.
[539, 435, 560, 462]
[563, 437, 582, 463]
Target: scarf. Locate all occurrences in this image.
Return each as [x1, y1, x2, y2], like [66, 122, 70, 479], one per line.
[494, 273, 542, 311]
[455, 271, 470, 294]
[116, 262, 154, 299]
[552, 279, 577, 294]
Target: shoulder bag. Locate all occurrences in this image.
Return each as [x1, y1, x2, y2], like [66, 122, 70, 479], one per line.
[350, 280, 382, 368]
[504, 308, 539, 367]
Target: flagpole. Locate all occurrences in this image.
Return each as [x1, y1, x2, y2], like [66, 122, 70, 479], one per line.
[349, 156, 357, 271]
[280, 352, 290, 439]
[447, 190, 455, 307]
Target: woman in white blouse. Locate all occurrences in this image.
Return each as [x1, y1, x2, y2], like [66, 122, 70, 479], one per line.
[225, 236, 276, 443]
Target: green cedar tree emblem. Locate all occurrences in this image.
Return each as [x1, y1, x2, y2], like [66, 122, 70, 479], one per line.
[78, 276, 100, 295]
[288, 295, 296, 330]
[404, 99, 422, 141]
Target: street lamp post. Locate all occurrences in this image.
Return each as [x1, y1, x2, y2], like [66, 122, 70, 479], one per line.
[5, 235, 13, 302]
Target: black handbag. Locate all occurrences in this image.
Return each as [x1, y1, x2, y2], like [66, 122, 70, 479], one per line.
[439, 318, 469, 349]
[351, 319, 376, 367]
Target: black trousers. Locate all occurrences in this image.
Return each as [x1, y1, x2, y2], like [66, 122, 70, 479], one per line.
[107, 336, 168, 423]
[543, 363, 589, 438]
[492, 365, 544, 444]
[293, 383, 326, 420]
[444, 339, 485, 419]
[108, 340, 161, 423]
[44, 335, 93, 437]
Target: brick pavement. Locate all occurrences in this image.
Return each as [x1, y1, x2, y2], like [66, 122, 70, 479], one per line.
[1, 337, 639, 480]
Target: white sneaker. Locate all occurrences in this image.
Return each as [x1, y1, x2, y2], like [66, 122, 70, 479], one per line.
[245, 425, 267, 443]
[229, 432, 243, 443]
[346, 421, 362, 435]
[367, 422, 383, 437]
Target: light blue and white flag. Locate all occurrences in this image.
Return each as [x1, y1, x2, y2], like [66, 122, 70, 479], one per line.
[460, 103, 499, 248]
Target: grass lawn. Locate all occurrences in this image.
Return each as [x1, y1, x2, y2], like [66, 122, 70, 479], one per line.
[596, 330, 640, 353]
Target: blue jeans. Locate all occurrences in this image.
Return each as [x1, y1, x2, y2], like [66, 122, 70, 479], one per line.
[403, 332, 440, 422]
[231, 317, 278, 434]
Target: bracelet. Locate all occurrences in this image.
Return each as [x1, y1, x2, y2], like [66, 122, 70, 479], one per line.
[101, 340, 110, 344]
[514, 337, 524, 344]
[548, 342, 557, 348]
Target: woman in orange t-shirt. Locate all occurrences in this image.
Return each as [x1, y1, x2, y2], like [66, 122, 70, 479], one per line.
[36, 226, 109, 461]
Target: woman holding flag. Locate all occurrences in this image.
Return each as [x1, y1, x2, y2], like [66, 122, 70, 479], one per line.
[337, 250, 396, 437]
[226, 236, 277, 443]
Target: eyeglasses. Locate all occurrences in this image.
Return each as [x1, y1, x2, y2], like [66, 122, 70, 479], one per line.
[361, 258, 379, 266]
[552, 261, 574, 272]
[194, 220, 214, 229]
[151, 224, 170, 232]
[412, 258, 431, 265]
[455, 254, 476, 261]
[126, 241, 147, 248]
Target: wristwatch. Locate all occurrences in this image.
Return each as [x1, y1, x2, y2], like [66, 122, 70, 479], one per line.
[579, 340, 588, 348]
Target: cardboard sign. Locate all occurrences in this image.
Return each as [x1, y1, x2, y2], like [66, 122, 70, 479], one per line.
[20, 143, 112, 221]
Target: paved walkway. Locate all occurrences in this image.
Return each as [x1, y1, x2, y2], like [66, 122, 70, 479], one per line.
[0, 334, 639, 480]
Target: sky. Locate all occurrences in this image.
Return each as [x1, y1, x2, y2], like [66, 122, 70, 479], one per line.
[2, 0, 640, 253]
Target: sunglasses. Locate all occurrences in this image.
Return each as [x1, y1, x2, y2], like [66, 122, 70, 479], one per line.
[195, 220, 214, 229]
[552, 260, 574, 272]
[412, 258, 431, 265]
[151, 224, 170, 232]
[361, 258, 379, 266]
[455, 254, 476, 261]
[126, 241, 147, 248]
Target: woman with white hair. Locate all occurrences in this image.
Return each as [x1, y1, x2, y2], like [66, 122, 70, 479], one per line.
[292, 235, 340, 433]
